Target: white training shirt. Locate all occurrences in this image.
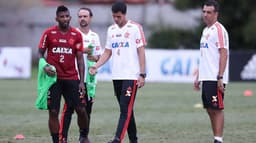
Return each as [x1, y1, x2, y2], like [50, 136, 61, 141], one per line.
[199, 21, 229, 84]
[76, 28, 102, 81]
[105, 20, 147, 80]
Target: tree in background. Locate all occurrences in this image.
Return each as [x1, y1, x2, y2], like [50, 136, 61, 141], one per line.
[148, 27, 202, 49]
[148, 0, 256, 50]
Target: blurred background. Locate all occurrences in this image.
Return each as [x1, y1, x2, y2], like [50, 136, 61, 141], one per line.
[0, 1, 255, 142]
[0, 0, 255, 82]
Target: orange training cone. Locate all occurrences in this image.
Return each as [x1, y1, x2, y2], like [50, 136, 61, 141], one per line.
[243, 90, 253, 97]
[14, 134, 25, 140]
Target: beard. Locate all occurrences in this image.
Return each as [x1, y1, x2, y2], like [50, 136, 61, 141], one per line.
[59, 22, 69, 29]
[80, 20, 88, 27]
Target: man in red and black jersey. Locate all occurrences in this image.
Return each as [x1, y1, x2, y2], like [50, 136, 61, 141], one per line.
[38, 5, 91, 143]
[59, 7, 102, 143]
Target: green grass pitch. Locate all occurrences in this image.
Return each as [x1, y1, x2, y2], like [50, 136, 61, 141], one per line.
[0, 70, 255, 143]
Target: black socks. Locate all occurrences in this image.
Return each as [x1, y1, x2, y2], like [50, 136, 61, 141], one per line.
[51, 133, 59, 143]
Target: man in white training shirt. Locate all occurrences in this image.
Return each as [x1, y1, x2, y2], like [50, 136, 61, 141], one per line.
[194, 1, 229, 143]
[90, 2, 146, 143]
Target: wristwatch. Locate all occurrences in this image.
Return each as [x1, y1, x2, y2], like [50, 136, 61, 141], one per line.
[217, 75, 223, 80]
[139, 73, 147, 78]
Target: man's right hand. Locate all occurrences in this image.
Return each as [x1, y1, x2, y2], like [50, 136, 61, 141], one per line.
[44, 65, 56, 77]
[83, 48, 92, 54]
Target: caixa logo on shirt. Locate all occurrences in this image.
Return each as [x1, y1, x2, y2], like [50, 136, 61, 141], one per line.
[200, 42, 209, 49]
[111, 42, 130, 48]
[52, 47, 72, 54]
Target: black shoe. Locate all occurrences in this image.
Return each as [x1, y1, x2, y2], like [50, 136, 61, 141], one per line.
[79, 136, 91, 143]
[214, 139, 222, 143]
[107, 139, 120, 143]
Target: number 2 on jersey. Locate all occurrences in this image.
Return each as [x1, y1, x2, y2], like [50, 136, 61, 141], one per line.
[60, 55, 64, 63]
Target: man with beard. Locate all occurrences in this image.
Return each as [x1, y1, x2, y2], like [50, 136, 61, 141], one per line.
[59, 7, 102, 143]
[38, 5, 91, 143]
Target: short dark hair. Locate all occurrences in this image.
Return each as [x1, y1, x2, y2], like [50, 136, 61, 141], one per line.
[111, 1, 127, 14]
[78, 7, 93, 17]
[56, 5, 69, 16]
[204, 0, 219, 12]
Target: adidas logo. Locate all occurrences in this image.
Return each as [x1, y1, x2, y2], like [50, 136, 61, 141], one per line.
[241, 54, 256, 80]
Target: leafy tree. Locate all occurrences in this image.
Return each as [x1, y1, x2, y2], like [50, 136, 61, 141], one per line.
[148, 0, 256, 50]
[148, 27, 201, 49]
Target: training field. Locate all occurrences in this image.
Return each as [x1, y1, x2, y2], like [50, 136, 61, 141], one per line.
[0, 71, 255, 143]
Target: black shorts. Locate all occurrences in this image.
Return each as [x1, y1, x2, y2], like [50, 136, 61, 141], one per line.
[47, 79, 86, 110]
[202, 81, 225, 110]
